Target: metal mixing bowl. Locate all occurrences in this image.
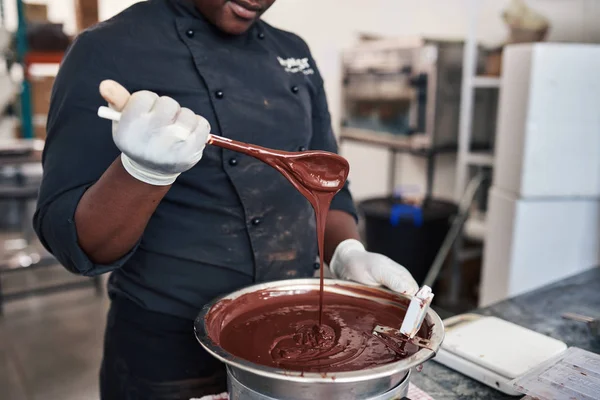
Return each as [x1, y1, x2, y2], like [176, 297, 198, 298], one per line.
[194, 279, 445, 400]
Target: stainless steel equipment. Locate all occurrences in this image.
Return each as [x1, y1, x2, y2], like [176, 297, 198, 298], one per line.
[341, 37, 497, 150]
[194, 279, 445, 400]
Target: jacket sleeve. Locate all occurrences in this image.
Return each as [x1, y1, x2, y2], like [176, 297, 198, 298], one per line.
[307, 63, 358, 221]
[33, 31, 139, 276]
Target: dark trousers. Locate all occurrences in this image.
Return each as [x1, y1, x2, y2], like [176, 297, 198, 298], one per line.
[100, 297, 227, 400]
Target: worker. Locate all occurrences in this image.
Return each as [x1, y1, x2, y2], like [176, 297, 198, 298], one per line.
[34, 0, 419, 399]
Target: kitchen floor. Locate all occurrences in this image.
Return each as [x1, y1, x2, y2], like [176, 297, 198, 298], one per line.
[0, 253, 330, 400]
[0, 262, 108, 400]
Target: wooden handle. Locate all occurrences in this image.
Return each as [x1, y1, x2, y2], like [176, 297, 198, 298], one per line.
[99, 80, 131, 111]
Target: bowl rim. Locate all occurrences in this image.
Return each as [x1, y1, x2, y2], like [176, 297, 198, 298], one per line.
[194, 278, 445, 384]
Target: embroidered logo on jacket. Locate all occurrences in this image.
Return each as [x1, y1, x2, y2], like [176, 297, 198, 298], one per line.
[277, 57, 314, 75]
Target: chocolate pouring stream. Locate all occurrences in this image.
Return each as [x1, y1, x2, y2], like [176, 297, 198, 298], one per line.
[207, 134, 349, 326]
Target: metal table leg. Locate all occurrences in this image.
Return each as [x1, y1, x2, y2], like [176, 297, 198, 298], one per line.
[425, 153, 436, 199]
[388, 149, 398, 194]
[449, 233, 464, 305]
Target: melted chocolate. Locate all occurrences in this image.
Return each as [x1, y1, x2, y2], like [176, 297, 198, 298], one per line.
[206, 288, 430, 373]
[208, 135, 349, 324]
[204, 136, 430, 372]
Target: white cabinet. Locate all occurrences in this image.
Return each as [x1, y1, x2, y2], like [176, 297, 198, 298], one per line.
[480, 188, 599, 307]
[493, 43, 600, 198]
[481, 43, 600, 306]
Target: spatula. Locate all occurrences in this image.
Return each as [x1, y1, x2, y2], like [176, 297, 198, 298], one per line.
[372, 286, 435, 352]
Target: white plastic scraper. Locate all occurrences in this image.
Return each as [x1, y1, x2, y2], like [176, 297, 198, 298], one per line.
[373, 285, 434, 341]
[400, 286, 434, 338]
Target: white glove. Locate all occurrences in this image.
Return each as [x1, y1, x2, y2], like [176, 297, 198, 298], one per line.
[329, 239, 419, 295]
[101, 80, 210, 186]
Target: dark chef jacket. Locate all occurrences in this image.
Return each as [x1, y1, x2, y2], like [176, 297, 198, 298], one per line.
[33, 0, 356, 320]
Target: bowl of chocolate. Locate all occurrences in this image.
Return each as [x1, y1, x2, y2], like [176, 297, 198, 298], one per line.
[195, 278, 444, 400]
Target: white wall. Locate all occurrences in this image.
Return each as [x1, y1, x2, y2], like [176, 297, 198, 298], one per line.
[7, 0, 599, 201]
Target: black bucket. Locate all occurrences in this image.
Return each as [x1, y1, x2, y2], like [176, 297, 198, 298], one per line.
[358, 197, 458, 285]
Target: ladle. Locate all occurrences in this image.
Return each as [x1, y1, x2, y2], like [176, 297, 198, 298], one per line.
[96, 80, 348, 193]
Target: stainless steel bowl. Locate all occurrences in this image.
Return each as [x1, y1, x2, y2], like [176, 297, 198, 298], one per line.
[227, 366, 412, 400]
[194, 279, 445, 400]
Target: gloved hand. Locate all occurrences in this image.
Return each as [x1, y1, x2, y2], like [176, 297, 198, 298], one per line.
[99, 80, 211, 186]
[329, 239, 419, 295]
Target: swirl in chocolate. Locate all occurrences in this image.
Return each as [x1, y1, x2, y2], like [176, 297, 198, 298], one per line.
[211, 290, 428, 373]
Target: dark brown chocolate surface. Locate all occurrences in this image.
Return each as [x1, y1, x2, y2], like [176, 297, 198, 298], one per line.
[206, 288, 430, 373]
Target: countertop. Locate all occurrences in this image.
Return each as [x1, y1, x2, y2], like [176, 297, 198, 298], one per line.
[411, 267, 600, 400]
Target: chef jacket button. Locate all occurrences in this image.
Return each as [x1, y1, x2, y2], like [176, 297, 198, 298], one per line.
[258, 32, 265, 40]
[298, 146, 306, 152]
[251, 217, 262, 226]
[215, 90, 224, 99]
[229, 158, 238, 166]
[186, 29, 195, 38]
[291, 86, 299, 94]
[313, 262, 321, 270]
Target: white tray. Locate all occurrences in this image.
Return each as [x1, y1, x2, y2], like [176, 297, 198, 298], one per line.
[434, 314, 568, 396]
